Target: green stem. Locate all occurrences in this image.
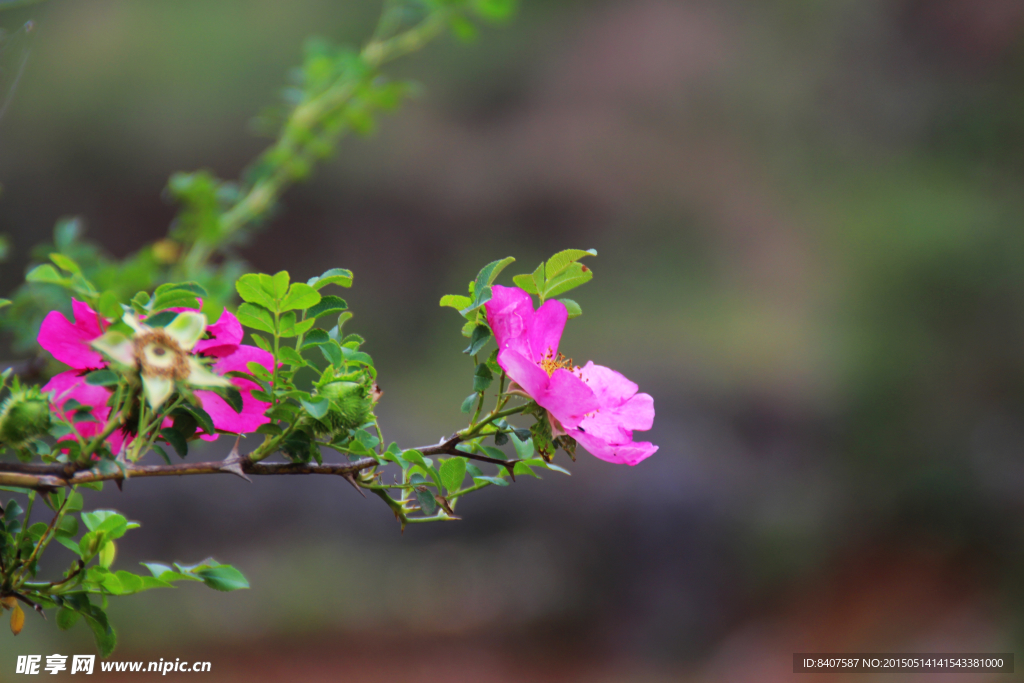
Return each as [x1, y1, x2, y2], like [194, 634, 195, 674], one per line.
[461, 404, 528, 439]
[179, 9, 453, 274]
[11, 488, 73, 589]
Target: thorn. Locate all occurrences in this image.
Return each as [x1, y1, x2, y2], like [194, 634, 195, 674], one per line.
[219, 438, 252, 483]
[114, 478, 123, 492]
[504, 462, 516, 482]
[341, 472, 366, 497]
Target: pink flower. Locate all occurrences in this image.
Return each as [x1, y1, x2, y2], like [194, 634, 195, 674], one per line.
[555, 362, 657, 466]
[485, 285, 597, 429]
[37, 299, 272, 451]
[38, 298, 106, 370]
[485, 285, 657, 466]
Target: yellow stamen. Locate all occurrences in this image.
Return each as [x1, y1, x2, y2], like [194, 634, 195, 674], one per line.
[538, 349, 576, 376]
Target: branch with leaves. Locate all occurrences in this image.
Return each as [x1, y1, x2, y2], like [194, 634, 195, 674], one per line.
[0, 0, 658, 660]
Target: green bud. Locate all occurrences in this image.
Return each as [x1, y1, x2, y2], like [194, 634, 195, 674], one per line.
[309, 380, 374, 438]
[0, 386, 51, 449]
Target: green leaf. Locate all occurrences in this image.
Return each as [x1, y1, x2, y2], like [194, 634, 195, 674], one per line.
[513, 461, 541, 479]
[66, 492, 85, 512]
[85, 369, 119, 386]
[512, 273, 538, 294]
[473, 363, 493, 392]
[26, 263, 67, 285]
[218, 386, 244, 413]
[460, 393, 477, 414]
[463, 325, 491, 355]
[473, 0, 517, 21]
[155, 281, 208, 299]
[236, 303, 275, 334]
[558, 298, 582, 318]
[56, 607, 80, 631]
[472, 475, 509, 487]
[277, 346, 306, 367]
[307, 295, 347, 320]
[480, 445, 507, 461]
[510, 431, 534, 459]
[280, 283, 321, 311]
[544, 248, 596, 280]
[251, 333, 273, 354]
[271, 271, 290, 299]
[541, 262, 592, 300]
[179, 403, 216, 437]
[151, 290, 200, 313]
[308, 267, 353, 290]
[478, 256, 515, 286]
[439, 457, 467, 494]
[341, 346, 373, 366]
[403, 450, 443, 490]
[300, 397, 330, 419]
[55, 516, 79, 538]
[440, 294, 472, 311]
[97, 291, 122, 319]
[82, 605, 117, 657]
[302, 328, 330, 348]
[143, 310, 178, 328]
[236, 274, 276, 309]
[416, 488, 438, 514]
[50, 252, 82, 274]
[194, 564, 249, 592]
[160, 428, 188, 458]
[318, 340, 343, 366]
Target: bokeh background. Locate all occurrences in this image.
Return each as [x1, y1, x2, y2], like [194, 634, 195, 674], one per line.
[1, 0, 1024, 680]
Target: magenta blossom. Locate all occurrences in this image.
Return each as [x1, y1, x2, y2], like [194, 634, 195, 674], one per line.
[485, 285, 597, 429]
[484, 284, 656, 466]
[38, 299, 272, 452]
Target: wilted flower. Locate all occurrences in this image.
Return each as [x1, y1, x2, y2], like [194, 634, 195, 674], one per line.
[91, 310, 230, 409]
[38, 299, 272, 452]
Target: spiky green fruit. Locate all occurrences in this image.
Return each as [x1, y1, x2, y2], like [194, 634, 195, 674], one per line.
[0, 386, 51, 449]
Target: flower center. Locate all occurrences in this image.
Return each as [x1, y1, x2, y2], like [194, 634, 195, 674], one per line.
[539, 349, 575, 376]
[133, 330, 190, 380]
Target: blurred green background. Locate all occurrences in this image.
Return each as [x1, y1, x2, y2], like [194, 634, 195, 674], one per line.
[2, 0, 1024, 680]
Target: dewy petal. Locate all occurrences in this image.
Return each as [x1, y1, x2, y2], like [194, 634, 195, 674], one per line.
[485, 285, 537, 358]
[193, 309, 243, 357]
[164, 311, 207, 352]
[527, 299, 567, 361]
[185, 358, 232, 388]
[37, 299, 105, 369]
[573, 430, 658, 466]
[142, 375, 174, 409]
[91, 331, 137, 366]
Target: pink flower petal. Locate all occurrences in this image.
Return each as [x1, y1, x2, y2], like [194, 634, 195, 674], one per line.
[195, 389, 270, 437]
[497, 348, 551, 401]
[544, 368, 599, 429]
[486, 285, 536, 359]
[38, 299, 105, 369]
[194, 309, 243, 358]
[194, 344, 274, 438]
[573, 430, 658, 466]
[43, 370, 115, 449]
[527, 299, 567, 361]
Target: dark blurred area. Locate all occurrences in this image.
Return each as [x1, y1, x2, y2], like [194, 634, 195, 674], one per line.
[1, 0, 1024, 680]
